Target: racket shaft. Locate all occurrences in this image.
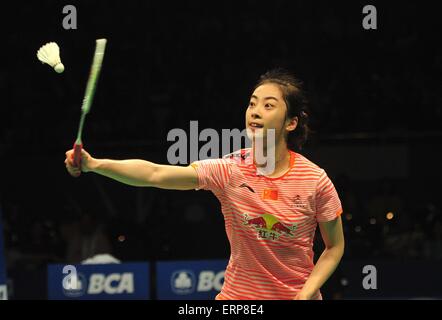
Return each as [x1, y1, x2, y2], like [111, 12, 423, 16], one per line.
[71, 39, 107, 172]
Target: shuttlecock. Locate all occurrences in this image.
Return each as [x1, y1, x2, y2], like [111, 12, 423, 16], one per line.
[36, 42, 64, 73]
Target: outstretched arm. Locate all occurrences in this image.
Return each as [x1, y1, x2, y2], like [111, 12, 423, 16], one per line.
[65, 149, 198, 190]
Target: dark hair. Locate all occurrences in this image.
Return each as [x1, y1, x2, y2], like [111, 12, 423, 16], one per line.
[254, 68, 311, 151]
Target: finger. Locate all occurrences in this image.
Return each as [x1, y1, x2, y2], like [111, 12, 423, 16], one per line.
[65, 158, 75, 167]
[66, 163, 80, 172]
[67, 166, 79, 173]
[68, 168, 81, 177]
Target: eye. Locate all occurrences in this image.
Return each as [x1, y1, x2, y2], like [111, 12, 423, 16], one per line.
[248, 101, 256, 108]
[265, 103, 273, 109]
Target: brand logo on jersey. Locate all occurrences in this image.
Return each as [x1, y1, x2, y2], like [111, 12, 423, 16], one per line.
[238, 183, 255, 193]
[243, 213, 297, 240]
[291, 195, 307, 208]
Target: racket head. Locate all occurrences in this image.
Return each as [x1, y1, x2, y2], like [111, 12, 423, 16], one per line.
[81, 38, 107, 115]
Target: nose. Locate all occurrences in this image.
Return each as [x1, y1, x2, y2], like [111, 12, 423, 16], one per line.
[250, 108, 262, 119]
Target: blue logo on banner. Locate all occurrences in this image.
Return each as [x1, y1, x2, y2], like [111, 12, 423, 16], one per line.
[48, 262, 150, 300]
[171, 270, 196, 294]
[156, 259, 228, 300]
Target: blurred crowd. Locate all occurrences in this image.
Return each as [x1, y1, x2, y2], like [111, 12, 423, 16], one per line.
[0, 1, 441, 153]
[322, 176, 442, 261]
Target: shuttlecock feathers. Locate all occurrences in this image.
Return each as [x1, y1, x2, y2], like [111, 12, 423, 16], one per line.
[37, 42, 64, 73]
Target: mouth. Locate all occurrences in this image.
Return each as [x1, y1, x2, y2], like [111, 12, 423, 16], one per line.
[248, 122, 264, 129]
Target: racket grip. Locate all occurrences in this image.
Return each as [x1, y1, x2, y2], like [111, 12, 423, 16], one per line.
[72, 143, 83, 169]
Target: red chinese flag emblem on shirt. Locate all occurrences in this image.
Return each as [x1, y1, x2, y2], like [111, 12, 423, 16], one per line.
[262, 189, 278, 200]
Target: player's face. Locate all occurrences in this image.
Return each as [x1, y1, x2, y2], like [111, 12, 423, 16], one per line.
[246, 83, 297, 145]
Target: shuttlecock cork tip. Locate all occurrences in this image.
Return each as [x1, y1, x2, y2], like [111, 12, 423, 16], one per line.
[54, 63, 65, 73]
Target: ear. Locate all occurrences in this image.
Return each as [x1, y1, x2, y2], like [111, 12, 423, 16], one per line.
[286, 116, 298, 132]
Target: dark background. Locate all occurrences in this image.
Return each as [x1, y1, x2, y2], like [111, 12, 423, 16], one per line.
[0, 0, 441, 299]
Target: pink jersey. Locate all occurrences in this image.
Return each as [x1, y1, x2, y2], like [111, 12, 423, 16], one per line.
[191, 148, 343, 300]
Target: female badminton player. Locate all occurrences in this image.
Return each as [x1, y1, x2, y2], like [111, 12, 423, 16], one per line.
[65, 69, 345, 300]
